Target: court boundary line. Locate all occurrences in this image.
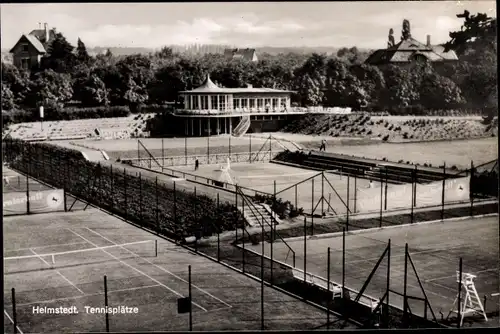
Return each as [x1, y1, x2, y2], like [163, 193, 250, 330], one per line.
[5, 242, 88, 253]
[423, 268, 499, 283]
[6, 284, 162, 308]
[66, 228, 208, 312]
[4, 309, 24, 334]
[28, 248, 85, 295]
[85, 227, 233, 310]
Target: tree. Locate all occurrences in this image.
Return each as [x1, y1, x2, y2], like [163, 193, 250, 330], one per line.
[25, 69, 73, 109]
[380, 65, 420, 107]
[155, 46, 174, 59]
[350, 64, 386, 107]
[76, 38, 91, 64]
[323, 59, 368, 108]
[419, 73, 465, 109]
[79, 74, 109, 107]
[2, 84, 16, 110]
[293, 53, 328, 106]
[124, 77, 148, 112]
[43, 32, 77, 73]
[1, 62, 31, 106]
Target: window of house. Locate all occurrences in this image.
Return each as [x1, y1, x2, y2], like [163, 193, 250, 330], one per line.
[233, 98, 240, 109]
[22, 44, 29, 52]
[257, 99, 263, 108]
[218, 95, 226, 110]
[21, 58, 30, 70]
[272, 98, 279, 109]
[200, 96, 208, 109]
[211, 96, 218, 110]
[192, 96, 199, 109]
[249, 99, 255, 109]
[241, 98, 248, 108]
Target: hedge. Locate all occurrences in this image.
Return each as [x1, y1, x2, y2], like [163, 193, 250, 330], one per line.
[3, 139, 245, 239]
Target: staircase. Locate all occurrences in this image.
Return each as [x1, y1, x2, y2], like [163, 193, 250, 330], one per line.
[232, 116, 251, 137]
[270, 135, 303, 151]
[238, 202, 280, 227]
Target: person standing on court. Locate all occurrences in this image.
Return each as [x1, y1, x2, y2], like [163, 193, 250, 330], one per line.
[195, 159, 199, 171]
[319, 139, 326, 152]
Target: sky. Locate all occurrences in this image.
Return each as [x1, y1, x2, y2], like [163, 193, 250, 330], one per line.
[1, 1, 496, 50]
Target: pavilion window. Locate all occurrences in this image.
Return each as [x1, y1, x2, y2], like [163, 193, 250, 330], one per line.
[272, 98, 279, 109]
[192, 95, 199, 109]
[186, 96, 191, 109]
[249, 99, 255, 109]
[241, 98, 248, 109]
[200, 96, 208, 109]
[218, 95, 225, 110]
[211, 96, 218, 110]
[257, 99, 263, 108]
[234, 98, 240, 109]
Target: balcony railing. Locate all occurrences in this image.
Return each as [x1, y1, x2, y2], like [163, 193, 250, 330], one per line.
[174, 106, 353, 115]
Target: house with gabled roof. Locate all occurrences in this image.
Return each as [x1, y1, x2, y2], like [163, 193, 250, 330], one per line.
[365, 20, 458, 66]
[224, 48, 258, 62]
[9, 23, 57, 70]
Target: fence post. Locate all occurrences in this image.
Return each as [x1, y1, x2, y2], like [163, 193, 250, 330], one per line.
[242, 192, 245, 272]
[295, 184, 298, 210]
[110, 166, 114, 210]
[385, 239, 391, 328]
[411, 169, 415, 224]
[303, 216, 307, 284]
[269, 134, 272, 161]
[403, 243, 408, 327]
[104, 275, 110, 332]
[139, 173, 143, 223]
[229, 135, 231, 159]
[321, 172, 325, 214]
[441, 163, 446, 221]
[156, 176, 159, 234]
[457, 257, 462, 328]
[379, 172, 383, 228]
[470, 161, 474, 217]
[249, 134, 252, 163]
[26, 160, 30, 214]
[189, 265, 193, 331]
[185, 137, 188, 166]
[123, 169, 128, 219]
[327, 247, 331, 329]
[354, 173, 357, 213]
[311, 178, 314, 235]
[207, 135, 210, 162]
[414, 165, 417, 207]
[346, 175, 350, 230]
[137, 140, 140, 160]
[162, 138, 164, 162]
[342, 228, 345, 298]
[11, 288, 17, 334]
[261, 213, 265, 331]
[217, 193, 220, 262]
[384, 167, 388, 211]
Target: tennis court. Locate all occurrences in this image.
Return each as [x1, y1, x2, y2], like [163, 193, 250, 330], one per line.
[3, 209, 342, 333]
[243, 215, 499, 326]
[170, 162, 377, 215]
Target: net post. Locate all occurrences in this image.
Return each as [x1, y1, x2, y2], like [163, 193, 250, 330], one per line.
[327, 246, 331, 329]
[441, 163, 446, 221]
[189, 265, 193, 331]
[11, 288, 17, 334]
[104, 275, 110, 332]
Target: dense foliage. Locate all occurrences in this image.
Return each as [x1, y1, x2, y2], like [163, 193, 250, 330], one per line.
[1, 11, 496, 118]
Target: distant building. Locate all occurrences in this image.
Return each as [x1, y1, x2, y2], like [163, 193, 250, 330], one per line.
[224, 48, 258, 62]
[9, 23, 57, 70]
[365, 20, 458, 66]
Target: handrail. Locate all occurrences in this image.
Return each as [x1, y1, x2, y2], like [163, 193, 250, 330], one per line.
[236, 186, 296, 265]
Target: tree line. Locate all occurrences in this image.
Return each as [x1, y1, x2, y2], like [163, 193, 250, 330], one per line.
[1, 11, 496, 116]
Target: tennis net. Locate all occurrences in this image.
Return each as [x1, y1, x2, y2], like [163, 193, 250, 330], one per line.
[4, 240, 156, 274]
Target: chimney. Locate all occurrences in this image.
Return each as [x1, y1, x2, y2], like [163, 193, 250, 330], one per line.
[44, 23, 49, 43]
[426, 35, 431, 47]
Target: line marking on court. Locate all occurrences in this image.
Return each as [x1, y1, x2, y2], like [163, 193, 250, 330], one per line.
[237, 172, 317, 179]
[29, 248, 85, 295]
[9, 284, 162, 307]
[5, 241, 89, 253]
[4, 309, 24, 334]
[424, 268, 499, 283]
[66, 228, 208, 312]
[84, 227, 232, 309]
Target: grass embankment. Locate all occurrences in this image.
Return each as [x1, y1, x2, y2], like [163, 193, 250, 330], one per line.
[281, 114, 498, 142]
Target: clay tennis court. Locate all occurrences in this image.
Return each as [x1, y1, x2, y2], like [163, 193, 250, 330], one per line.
[242, 215, 499, 326]
[168, 162, 376, 215]
[3, 209, 348, 333]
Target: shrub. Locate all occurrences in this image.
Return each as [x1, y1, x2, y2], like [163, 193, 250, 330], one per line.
[382, 134, 390, 141]
[253, 194, 304, 219]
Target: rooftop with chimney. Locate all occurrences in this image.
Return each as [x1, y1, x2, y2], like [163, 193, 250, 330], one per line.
[365, 19, 458, 65]
[9, 23, 57, 69]
[223, 48, 258, 62]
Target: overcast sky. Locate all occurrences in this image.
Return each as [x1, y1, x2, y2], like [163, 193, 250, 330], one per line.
[1, 1, 496, 50]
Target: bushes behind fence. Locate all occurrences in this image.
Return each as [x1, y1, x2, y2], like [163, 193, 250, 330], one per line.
[4, 139, 245, 238]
